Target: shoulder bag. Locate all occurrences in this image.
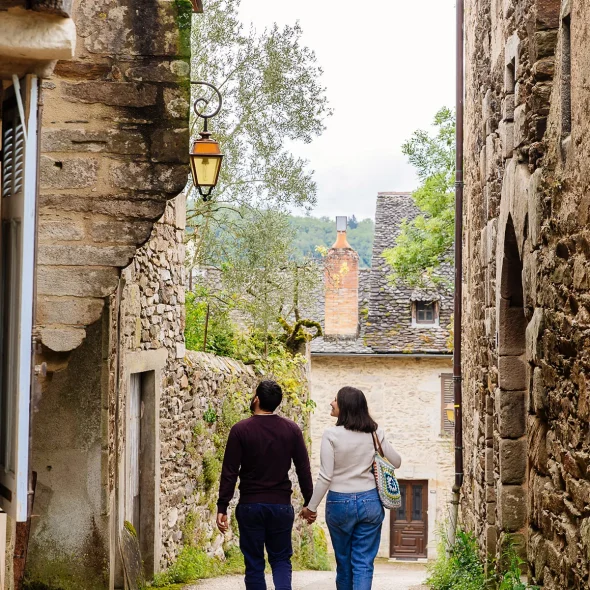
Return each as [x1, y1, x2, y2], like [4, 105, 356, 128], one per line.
[371, 430, 402, 509]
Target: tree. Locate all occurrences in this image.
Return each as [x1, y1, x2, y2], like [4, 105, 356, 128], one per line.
[187, 0, 331, 250]
[382, 107, 455, 286]
[186, 207, 322, 356]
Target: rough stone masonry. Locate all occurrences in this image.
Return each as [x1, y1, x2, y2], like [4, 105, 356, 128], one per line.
[462, 0, 590, 588]
[36, 0, 191, 356]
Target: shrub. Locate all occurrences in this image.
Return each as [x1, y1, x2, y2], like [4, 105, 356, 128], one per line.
[427, 529, 539, 590]
[427, 529, 486, 590]
[293, 524, 332, 572]
[152, 546, 244, 587]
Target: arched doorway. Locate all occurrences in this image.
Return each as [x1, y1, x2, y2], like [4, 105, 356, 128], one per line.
[494, 215, 528, 556]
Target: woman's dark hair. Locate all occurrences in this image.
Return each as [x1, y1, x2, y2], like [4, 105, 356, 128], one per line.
[256, 380, 283, 412]
[335, 386, 378, 433]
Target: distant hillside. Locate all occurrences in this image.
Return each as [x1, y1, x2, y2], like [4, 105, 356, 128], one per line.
[289, 215, 375, 268]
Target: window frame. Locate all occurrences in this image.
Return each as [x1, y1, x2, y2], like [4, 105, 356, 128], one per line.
[0, 76, 39, 522]
[412, 300, 439, 327]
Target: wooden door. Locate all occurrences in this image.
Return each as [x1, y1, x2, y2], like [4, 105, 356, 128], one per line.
[127, 373, 141, 536]
[390, 480, 428, 559]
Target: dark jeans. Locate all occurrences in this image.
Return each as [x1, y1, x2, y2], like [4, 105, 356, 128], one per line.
[325, 488, 385, 590]
[235, 503, 295, 590]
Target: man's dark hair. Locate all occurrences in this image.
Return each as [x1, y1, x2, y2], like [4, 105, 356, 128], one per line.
[256, 380, 283, 412]
[336, 386, 378, 433]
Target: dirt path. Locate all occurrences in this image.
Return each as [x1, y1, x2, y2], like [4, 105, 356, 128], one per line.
[186, 561, 428, 590]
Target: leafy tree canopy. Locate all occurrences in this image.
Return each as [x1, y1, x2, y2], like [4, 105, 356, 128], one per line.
[189, 0, 331, 217]
[289, 215, 375, 267]
[382, 107, 455, 286]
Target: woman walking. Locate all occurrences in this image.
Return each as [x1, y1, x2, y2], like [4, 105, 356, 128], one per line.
[300, 386, 401, 590]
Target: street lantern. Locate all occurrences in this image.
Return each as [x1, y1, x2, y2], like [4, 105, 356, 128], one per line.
[189, 81, 224, 201]
[445, 403, 456, 424]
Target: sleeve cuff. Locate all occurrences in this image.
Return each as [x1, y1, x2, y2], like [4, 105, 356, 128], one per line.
[217, 502, 228, 514]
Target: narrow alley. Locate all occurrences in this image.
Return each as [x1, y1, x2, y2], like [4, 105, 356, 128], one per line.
[189, 563, 428, 590]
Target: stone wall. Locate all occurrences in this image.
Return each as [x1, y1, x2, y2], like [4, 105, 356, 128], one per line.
[309, 355, 454, 559]
[463, 0, 590, 587]
[117, 196, 314, 572]
[35, 0, 191, 357]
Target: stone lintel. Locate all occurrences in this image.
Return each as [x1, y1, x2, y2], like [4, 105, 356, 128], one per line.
[0, 8, 75, 62]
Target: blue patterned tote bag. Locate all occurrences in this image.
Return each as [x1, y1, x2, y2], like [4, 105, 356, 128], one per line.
[371, 431, 402, 509]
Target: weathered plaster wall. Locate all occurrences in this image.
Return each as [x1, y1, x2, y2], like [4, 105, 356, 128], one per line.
[36, 0, 191, 356]
[463, 0, 590, 587]
[309, 355, 454, 559]
[27, 319, 110, 590]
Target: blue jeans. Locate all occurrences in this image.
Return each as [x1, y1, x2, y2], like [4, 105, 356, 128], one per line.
[326, 488, 385, 590]
[235, 503, 295, 590]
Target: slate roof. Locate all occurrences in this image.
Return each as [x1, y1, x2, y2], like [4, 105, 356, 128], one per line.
[311, 192, 453, 356]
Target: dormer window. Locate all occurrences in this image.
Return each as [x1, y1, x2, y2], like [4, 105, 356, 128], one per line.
[416, 302, 435, 324]
[412, 300, 439, 327]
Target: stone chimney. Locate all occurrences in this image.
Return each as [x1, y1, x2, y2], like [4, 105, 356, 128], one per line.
[324, 216, 359, 337]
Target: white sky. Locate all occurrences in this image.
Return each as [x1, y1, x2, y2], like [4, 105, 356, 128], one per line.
[238, 0, 456, 220]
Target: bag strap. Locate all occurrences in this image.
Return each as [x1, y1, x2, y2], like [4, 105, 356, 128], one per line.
[371, 430, 385, 458]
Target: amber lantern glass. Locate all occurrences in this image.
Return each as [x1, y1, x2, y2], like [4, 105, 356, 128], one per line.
[445, 403, 455, 424]
[189, 134, 223, 195]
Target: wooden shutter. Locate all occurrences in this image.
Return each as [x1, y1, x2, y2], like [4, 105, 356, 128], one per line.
[0, 76, 39, 521]
[441, 373, 454, 435]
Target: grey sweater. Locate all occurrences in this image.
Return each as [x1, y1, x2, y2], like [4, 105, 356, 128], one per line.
[308, 426, 402, 512]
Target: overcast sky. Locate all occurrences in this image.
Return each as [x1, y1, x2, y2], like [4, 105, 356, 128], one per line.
[238, 0, 456, 220]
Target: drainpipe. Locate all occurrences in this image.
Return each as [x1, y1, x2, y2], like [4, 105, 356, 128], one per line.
[448, 0, 464, 550]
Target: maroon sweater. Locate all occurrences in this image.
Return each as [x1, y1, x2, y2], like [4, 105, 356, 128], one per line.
[217, 414, 314, 514]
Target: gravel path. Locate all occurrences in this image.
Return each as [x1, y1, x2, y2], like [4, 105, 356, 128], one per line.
[186, 562, 428, 590]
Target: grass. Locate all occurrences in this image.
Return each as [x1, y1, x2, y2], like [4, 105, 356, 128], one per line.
[151, 546, 244, 588]
[150, 524, 331, 589]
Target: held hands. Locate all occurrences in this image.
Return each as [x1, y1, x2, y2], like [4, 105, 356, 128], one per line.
[298, 507, 317, 525]
[216, 512, 229, 534]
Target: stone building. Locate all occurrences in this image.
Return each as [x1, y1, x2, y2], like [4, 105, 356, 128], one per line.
[0, 1, 253, 589]
[309, 193, 454, 560]
[462, 0, 590, 586]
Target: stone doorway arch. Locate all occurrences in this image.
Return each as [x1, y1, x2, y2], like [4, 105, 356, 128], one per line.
[495, 214, 528, 557]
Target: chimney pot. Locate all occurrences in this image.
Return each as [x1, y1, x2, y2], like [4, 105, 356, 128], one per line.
[324, 216, 359, 337]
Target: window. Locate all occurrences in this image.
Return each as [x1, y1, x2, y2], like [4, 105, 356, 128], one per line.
[414, 301, 437, 325]
[441, 373, 454, 435]
[0, 77, 39, 522]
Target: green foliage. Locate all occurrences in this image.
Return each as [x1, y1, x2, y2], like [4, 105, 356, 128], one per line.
[184, 290, 236, 356]
[174, 0, 193, 58]
[289, 215, 375, 268]
[152, 546, 243, 587]
[202, 451, 222, 492]
[292, 525, 332, 572]
[427, 529, 539, 590]
[124, 520, 137, 539]
[427, 529, 486, 590]
[187, 207, 323, 353]
[279, 317, 322, 354]
[192, 421, 206, 437]
[203, 406, 218, 424]
[181, 511, 198, 548]
[383, 107, 455, 287]
[188, 0, 331, 218]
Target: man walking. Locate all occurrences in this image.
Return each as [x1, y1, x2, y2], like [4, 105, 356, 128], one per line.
[216, 380, 315, 590]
